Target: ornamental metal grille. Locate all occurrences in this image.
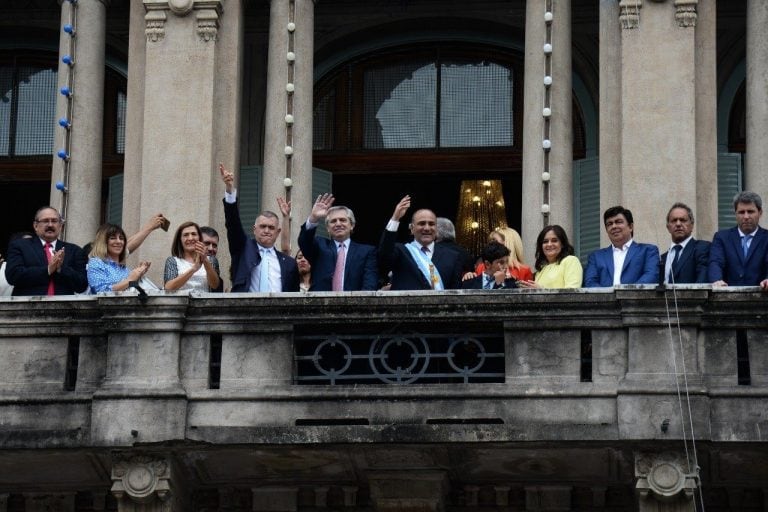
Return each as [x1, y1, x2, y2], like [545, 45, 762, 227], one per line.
[295, 330, 504, 385]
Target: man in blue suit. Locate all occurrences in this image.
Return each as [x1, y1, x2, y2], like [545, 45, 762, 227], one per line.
[219, 164, 299, 292]
[5, 206, 88, 296]
[584, 206, 659, 287]
[298, 193, 377, 291]
[661, 203, 710, 284]
[709, 191, 768, 289]
[378, 195, 463, 291]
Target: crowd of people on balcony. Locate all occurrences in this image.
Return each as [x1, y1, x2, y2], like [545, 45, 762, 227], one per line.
[2, 167, 768, 297]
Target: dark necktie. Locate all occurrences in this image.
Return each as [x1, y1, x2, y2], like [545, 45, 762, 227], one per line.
[668, 244, 682, 282]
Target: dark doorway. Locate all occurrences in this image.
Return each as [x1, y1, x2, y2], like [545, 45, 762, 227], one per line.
[0, 182, 50, 253]
[329, 171, 522, 247]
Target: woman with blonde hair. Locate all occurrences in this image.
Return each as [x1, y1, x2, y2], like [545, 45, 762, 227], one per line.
[473, 226, 533, 281]
[87, 224, 151, 293]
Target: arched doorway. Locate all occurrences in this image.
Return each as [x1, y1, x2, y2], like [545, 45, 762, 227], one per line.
[313, 43, 586, 246]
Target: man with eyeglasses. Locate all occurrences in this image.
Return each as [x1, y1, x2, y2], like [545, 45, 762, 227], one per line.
[5, 206, 88, 296]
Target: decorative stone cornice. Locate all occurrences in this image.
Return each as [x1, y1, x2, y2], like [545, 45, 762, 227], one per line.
[143, 0, 223, 43]
[635, 451, 697, 501]
[674, 0, 697, 27]
[144, 7, 167, 43]
[619, 0, 642, 30]
[196, 2, 222, 43]
[111, 455, 172, 503]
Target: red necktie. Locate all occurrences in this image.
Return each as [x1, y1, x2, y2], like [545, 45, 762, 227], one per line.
[44, 242, 55, 296]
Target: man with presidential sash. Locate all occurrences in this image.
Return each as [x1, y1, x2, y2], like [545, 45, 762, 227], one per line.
[378, 195, 463, 291]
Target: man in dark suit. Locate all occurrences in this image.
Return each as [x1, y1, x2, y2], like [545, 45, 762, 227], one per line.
[298, 193, 377, 291]
[378, 195, 463, 290]
[661, 202, 710, 284]
[461, 241, 517, 290]
[219, 164, 299, 292]
[584, 205, 659, 287]
[709, 191, 768, 289]
[5, 206, 88, 296]
[436, 217, 475, 274]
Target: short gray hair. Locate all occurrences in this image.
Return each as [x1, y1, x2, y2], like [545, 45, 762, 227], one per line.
[733, 191, 763, 211]
[666, 202, 694, 224]
[325, 206, 356, 226]
[436, 217, 456, 242]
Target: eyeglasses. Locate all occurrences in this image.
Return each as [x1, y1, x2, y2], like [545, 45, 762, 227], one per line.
[35, 218, 61, 225]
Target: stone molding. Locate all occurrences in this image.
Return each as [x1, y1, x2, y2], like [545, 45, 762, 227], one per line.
[619, 0, 642, 29]
[674, 0, 697, 27]
[111, 454, 172, 504]
[143, 0, 222, 43]
[635, 451, 697, 501]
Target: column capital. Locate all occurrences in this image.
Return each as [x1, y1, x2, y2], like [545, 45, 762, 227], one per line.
[111, 454, 172, 504]
[143, 0, 223, 42]
[619, 0, 642, 29]
[674, 0, 698, 27]
[635, 451, 697, 502]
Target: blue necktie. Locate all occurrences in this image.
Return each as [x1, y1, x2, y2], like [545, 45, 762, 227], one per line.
[742, 235, 752, 258]
[259, 248, 271, 292]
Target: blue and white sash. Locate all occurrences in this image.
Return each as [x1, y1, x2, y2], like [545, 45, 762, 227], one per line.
[405, 242, 444, 290]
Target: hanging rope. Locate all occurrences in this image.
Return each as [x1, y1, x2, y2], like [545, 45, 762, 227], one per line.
[663, 273, 706, 511]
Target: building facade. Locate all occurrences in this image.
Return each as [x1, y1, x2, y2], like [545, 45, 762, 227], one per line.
[2, 1, 768, 511]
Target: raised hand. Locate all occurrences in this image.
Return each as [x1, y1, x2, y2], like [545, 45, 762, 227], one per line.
[219, 163, 235, 193]
[391, 195, 411, 222]
[309, 193, 335, 223]
[276, 197, 292, 218]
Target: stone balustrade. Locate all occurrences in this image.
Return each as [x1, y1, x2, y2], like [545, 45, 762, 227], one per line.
[1, 287, 767, 511]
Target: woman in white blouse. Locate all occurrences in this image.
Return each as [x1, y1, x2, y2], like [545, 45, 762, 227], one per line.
[163, 221, 220, 292]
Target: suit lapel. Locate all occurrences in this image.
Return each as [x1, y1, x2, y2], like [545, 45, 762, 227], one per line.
[674, 242, 693, 273]
[622, 243, 637, 272]
[745, 227, 766, 263]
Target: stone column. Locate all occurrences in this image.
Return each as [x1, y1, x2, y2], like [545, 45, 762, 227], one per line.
[617, 0, 701, 247]
[598, 0, 621, 246]
[635, 452, 697, 511]
[51, 0, 108, 246]
[263, 0, 314, 251]
[130, 0, 240, 285]
[121, 0, 149, 245]
[111, 454, 187, 511]
[693, 0, 718, 239]
[746, 0, 768, 202]
[521, 0, 572, 265]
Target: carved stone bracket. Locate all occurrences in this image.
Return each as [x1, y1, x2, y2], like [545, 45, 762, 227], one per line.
[144, 7, 167, 43]
[143, 0, 222, 43]
[635, 451, 697, 501]
[111, 454, 172, 504]
[196, 4, 221, 43]
[674, 0, 697, 27]
[619, 0, 643, 29]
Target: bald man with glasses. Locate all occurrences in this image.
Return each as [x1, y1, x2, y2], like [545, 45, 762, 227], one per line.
[5, 206, 88, 296]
